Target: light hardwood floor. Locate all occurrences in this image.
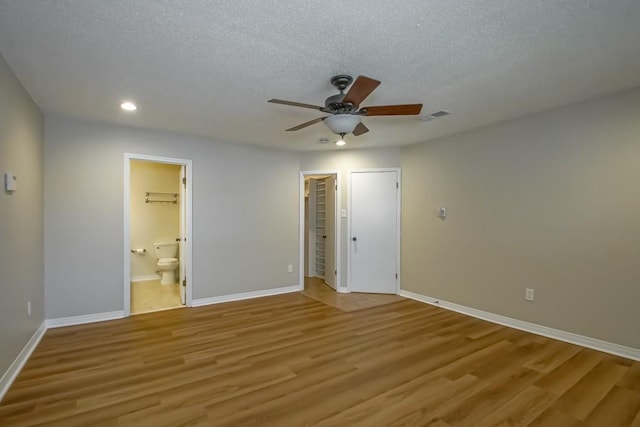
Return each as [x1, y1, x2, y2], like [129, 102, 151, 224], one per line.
[302, 277, 404, 311]
[1, 291, 639, 426]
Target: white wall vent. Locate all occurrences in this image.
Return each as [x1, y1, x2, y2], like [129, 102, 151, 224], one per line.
[419, 110, 452, 121]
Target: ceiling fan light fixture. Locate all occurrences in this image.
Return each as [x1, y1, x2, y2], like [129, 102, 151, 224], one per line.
[335, 137, 346, 146]
[325, 114, 361, 135]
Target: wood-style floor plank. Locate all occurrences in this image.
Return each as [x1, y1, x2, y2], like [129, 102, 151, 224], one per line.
[550, 360, 629, 420]
[1, 290, 639, 426]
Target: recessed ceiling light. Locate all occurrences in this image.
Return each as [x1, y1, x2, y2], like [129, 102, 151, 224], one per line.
[120, 101, 137, 111]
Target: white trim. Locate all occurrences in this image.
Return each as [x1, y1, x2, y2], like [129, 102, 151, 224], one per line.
[124, 155, 131, 315]
[131, 274, 160, 282]
[299, 170, 341, 291]
[0, 321, 47, 402]
[399, 290, 640, 361]
[396, 170, 402, 293]
[123, 153, 194, 317]
[192, 285, 301, 307]
[348, 168, 401, 294]
[46, 311, 125, 329]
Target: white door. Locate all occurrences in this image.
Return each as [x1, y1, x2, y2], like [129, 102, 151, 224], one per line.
[179, 165, 186, 305]
[350, 170, 399, 294]
[324, 175, 336, 289]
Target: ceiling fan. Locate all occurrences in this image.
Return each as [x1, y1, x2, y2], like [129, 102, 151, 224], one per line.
[268, 75, 423, 139]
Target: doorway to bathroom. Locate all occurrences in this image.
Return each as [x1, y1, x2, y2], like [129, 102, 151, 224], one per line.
[123, 153, 193, 316]
[299, 171, 340, 296]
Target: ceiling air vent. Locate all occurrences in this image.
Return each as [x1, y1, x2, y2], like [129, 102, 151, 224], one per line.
[419, 110, 451, 121]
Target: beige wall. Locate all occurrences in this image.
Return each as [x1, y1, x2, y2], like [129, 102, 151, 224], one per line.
[300, 148, 401, 289]
[130, 160, 180, 279]
[0, 54, 44, 376]
[44, 116, 300, 318]
[401, 87, 640, 349]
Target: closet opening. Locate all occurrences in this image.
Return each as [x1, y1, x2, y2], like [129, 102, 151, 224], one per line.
[300, 171, 340, 295]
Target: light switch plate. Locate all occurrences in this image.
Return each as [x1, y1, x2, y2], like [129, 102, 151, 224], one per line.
[525, 288, 534, 301]
[5, 173, 17, 192]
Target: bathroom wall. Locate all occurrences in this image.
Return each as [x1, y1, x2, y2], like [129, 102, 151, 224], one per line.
[0, 53, 44, 383]
[44, 116, 300, 319]
[130, 160, 181, 281]
[401, 86, 640, 349]
[299, 148, 401, 289]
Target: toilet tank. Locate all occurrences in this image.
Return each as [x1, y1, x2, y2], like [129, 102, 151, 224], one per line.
[154, 242, 178, 259]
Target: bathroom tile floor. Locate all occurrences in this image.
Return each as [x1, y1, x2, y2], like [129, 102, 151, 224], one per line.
[131, 279, 183, 314]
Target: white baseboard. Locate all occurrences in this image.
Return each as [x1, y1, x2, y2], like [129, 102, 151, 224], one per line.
[46, 311, 125, 329]
[337, 287, 350, 294]
[399, 290, 640, 361]
[192, 285, 302, 307]
[0, 321, 47, 402]
[131, 274, 160, 282]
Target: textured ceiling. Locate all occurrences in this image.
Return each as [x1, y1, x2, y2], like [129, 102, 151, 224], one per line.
[1, 0, 639, 151]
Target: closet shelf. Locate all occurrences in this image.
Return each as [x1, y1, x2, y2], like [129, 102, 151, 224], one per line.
[145, 192, 178, 204]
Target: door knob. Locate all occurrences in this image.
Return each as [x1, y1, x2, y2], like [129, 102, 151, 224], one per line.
[322, 235, 327, 239]
[352, 237, 357, 241]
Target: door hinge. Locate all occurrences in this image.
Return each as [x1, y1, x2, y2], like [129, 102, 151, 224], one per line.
[335, 184, 337, 190]
[396, 182, 399, 189]
[182, 177, 186, 186]
[335, 270, 337, 276]
[395, 273, 398, 280]
[182, 279, 186, 287]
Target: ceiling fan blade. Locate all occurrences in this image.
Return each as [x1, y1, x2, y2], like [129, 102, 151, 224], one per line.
[352, 122, 369, 136]
[268, 99, 324, 111]
[286, 117, 326, 131]
[342, 76, 381, 107]
[362, 104, 423, 116]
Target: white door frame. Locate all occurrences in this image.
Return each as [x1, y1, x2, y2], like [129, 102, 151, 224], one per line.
[123, 153, 194, 316]
[299, 170, 341, 291]
[347, 168, 401, 294]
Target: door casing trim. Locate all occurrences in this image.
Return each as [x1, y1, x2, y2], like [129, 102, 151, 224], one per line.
[123, 153, 193, 316]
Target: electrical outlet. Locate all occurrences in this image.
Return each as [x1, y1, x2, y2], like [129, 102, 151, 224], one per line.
[287, 264, 293, 273]
[27, 301, 31, 317]
[525, 288, 534, 301]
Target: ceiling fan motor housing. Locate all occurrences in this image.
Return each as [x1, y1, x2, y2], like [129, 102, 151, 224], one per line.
[325, 75, 358, 113]
[325, 93, 356, 113]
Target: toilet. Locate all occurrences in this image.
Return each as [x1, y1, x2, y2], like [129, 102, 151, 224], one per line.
[154, 242, 179, 285]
